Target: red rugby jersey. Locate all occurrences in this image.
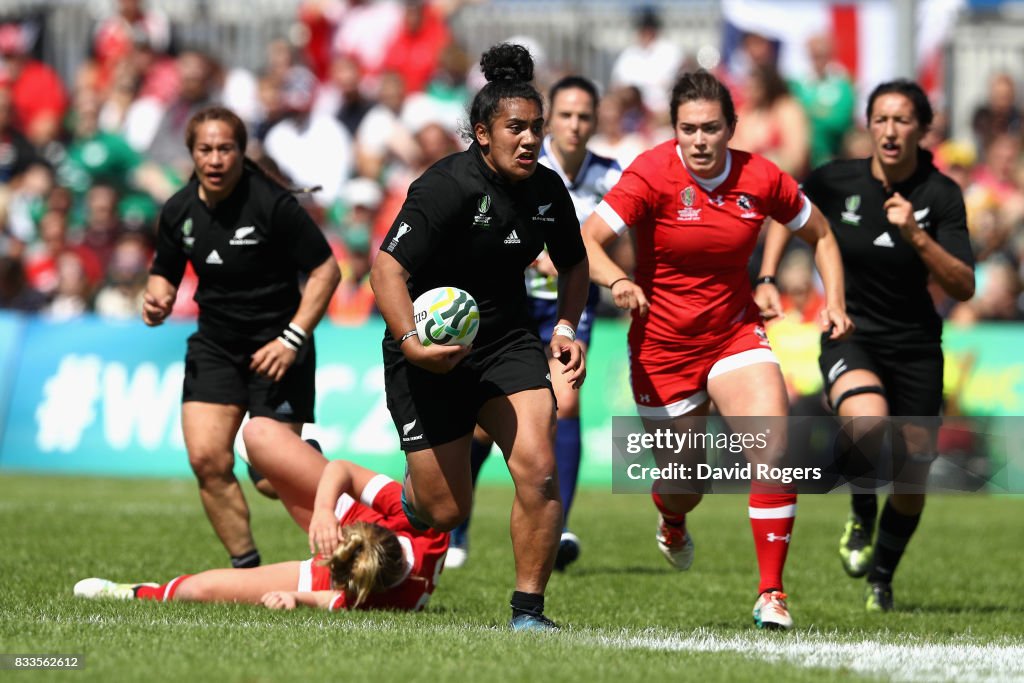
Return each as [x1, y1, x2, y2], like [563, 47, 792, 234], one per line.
[301, 475, 448, 611]
[596, 142, 809, 351]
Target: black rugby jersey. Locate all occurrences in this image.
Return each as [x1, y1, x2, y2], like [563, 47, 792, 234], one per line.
[151, 166, 333, 345]
[802, 150, 973, 345]
[381, 142, 586, 347]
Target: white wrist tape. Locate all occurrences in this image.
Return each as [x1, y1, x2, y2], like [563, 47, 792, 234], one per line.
[552, 324, 576, 342]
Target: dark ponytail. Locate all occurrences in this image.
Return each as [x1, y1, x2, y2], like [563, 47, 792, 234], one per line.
[463, 43, 543, 142]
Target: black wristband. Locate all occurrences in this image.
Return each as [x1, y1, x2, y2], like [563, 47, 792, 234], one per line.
[755, 275, 777, 287]
[609, 277, 631, 289]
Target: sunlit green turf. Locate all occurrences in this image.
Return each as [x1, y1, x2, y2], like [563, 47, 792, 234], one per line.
[1, 474, 1021, 682]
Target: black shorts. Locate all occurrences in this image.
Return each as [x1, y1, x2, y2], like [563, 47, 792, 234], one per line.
[819, 336, 944, 416]
[183, 332, 316, 423]
[384, 329, 552, 451]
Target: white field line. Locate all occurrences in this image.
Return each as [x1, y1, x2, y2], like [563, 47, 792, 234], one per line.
[585, 628, 1024, 683]
[24, 614, 1024, 682]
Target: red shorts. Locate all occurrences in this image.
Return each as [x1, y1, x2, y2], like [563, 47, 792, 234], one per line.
[629, 321, 778, 418]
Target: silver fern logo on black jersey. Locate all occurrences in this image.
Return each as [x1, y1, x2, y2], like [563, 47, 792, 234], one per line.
[386, 222, 412, 252]
[913, 206, 931, 229]
[532, 202, 555, 222]
[229, 226, 259, 245]
[842, 195, 862, 225]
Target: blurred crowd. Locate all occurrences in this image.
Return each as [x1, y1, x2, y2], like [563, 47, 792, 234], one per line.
[1, 0, 1022, 326]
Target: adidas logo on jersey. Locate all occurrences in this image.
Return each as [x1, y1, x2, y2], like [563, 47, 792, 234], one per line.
[873, 232, 895, 248]
[504, 230, 521, 244]
[205, 249, 223, 264]
[275, 401, 294, 416]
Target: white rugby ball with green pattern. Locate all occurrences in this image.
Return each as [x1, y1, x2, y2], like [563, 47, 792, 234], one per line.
[413, 286, 480, 347]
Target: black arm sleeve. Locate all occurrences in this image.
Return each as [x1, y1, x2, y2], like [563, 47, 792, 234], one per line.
[274, 193, 334, 272]
[932, 184, 974, 271]
[149, 210, 187, 287]
[381, 168, 463, 274]
[544, 185, 586, 272]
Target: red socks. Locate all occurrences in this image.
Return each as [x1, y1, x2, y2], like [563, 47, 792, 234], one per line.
[748, 484, 796, 594]
[653, 479, 795, 594]
[134, 575, 192, 602]
[651, 488, 686, 528]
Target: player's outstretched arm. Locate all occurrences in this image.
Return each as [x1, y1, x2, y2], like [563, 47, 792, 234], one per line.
[292, 254, 342, 336]
[795, 204, 853, 340]
[250, 254, 342, 381]
[550, 256, 589, 389]
[581, 212, 648, 316]
[756, 220, 792, 320]
[308, 460, 378, 557]
[261, 590, 339, 610]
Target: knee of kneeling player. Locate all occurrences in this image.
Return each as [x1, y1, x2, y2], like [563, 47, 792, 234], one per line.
[415, 495, 470, 531]
[240, 416, 287, 453]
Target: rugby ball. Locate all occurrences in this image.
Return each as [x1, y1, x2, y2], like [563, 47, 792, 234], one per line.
[413, 286, 480, 347]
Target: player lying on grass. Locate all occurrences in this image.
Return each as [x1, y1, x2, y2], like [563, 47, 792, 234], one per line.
[75, 446, 449, 611]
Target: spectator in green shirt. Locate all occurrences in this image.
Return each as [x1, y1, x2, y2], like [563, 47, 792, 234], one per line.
[57, 89, 167, 224]
[789, 34, 856, 169]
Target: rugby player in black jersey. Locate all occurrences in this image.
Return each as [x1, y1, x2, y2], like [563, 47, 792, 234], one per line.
[761, 80, 974, 611]
[370, 43, 590, 631]
[145, 106, 340, 570]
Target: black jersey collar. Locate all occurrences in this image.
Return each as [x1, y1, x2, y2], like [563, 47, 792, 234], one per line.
[867, 148, 936, 194]
[194, 167, 251, 214]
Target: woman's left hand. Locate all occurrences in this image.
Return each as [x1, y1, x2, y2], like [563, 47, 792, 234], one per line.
[308, 508, 343, 557]
[819, 307, 855, 340]
[261, 591, 298, 610]
[550, 335, 586, 389]
[250, 339, 297, 381]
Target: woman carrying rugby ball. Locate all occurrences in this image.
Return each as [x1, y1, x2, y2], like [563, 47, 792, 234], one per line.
[369, 42, 590, 632]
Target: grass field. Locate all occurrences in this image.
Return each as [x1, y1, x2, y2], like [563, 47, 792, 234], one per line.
[1, 474, 1022, 682]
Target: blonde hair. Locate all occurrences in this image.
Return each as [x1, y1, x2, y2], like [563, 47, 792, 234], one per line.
[322, 522, 405, 608]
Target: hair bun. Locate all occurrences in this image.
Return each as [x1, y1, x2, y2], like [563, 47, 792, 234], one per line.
[480, 42, 534, 84]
